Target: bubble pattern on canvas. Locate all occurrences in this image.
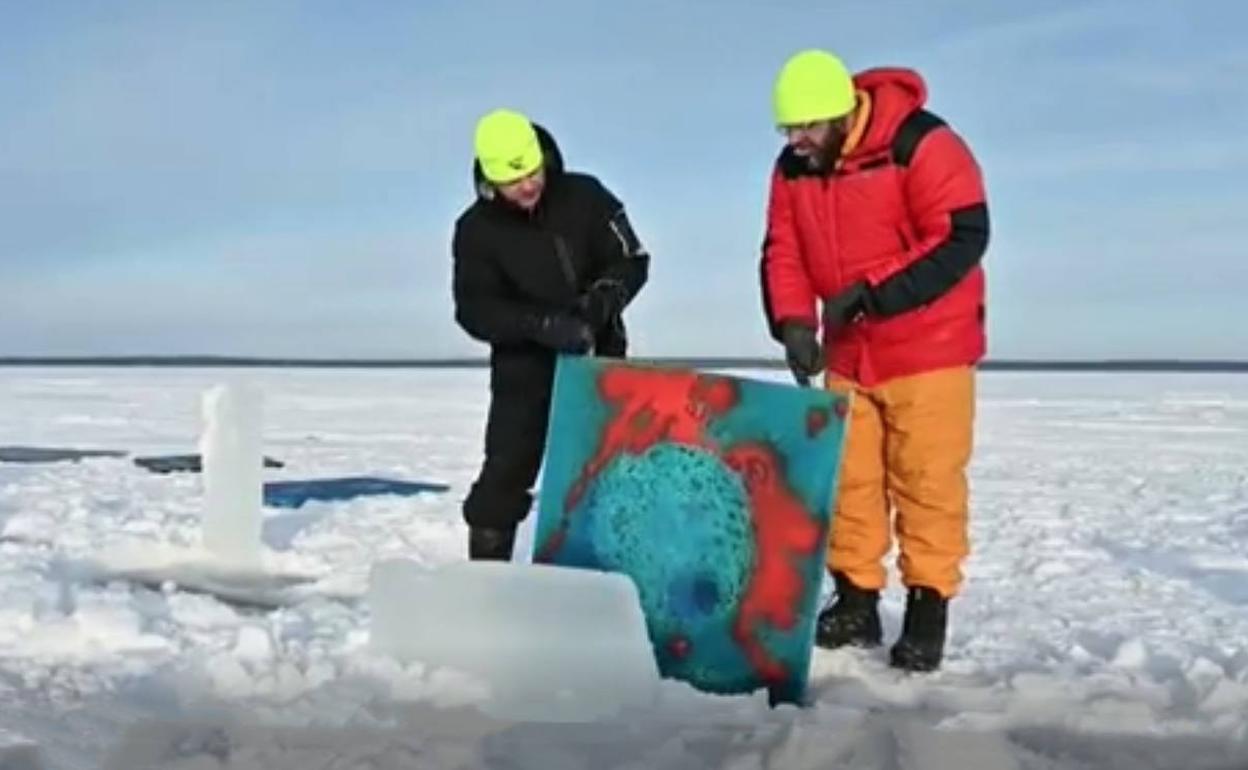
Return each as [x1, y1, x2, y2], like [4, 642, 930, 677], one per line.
[583, 443, 757, 687]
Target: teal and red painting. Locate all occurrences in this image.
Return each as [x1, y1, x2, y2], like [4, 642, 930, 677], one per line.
[532, 356, 850, 705]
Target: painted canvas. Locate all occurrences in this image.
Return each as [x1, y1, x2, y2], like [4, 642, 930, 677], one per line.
[532, 356, 851, 705]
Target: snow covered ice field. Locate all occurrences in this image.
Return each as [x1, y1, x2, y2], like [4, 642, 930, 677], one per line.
[0, 366, 1246, 770]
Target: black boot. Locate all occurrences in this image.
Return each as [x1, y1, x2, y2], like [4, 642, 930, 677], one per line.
[815, 572, 882, 649]
[468, 526, 516, 561]
[890, 586, 948, 672]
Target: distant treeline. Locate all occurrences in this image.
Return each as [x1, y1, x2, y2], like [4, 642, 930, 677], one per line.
[1, 356, 1247, 372]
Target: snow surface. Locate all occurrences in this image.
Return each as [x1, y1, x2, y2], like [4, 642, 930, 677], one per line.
[0, 366, 1246, 769]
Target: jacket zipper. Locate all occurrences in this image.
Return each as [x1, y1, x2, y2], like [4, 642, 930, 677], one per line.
[552, 234, 578, 291]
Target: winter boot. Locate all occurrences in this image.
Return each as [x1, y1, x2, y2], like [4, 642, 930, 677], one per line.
[889, 586, 948, 672]
[815, 571, 882, 649]
[468, 526, 516, 561]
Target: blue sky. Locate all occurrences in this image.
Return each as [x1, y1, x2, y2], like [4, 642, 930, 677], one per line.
[2, 0, 1245, 360]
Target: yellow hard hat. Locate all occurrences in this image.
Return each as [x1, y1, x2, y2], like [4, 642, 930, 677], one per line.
[773, 49, 856, 126]
[474, 108, 544, 184]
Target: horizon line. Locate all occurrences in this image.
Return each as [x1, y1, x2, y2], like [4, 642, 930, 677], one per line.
[1, 355, 1247, 372]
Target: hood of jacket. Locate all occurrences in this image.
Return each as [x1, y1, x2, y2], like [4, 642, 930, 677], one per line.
[848, 67, 928, 157]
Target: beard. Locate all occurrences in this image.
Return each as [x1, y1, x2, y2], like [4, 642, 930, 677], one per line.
[795, 124, 849, 172]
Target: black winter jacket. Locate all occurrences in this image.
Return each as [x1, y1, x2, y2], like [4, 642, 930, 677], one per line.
[452, 125, 649, 395]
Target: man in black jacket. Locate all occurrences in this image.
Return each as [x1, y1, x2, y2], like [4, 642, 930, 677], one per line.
[451, 108, 650, 560]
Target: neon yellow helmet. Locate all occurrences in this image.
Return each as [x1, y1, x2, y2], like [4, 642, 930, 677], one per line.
[773, 49, 856, 126]
[474, 108, 544, 184]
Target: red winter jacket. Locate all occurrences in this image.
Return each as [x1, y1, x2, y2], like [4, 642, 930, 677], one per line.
[759, 68, 989, 387]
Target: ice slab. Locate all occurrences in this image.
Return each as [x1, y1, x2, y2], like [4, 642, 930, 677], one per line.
[368, 559, 660, 723]
[75, 542, 328, 610]
[199, 383, 264, 569]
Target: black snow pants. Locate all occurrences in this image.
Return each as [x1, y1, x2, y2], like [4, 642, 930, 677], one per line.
[462, 350, 556, 532]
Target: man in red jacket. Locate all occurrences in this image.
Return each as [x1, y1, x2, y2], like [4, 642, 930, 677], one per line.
[759, 49, 990, 671]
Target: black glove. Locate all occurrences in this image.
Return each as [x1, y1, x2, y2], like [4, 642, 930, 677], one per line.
[822, 281, 875, 335]
[575, 279, 628, 330]
[780, 321, 824, 386]
[528, 313, 594, 354]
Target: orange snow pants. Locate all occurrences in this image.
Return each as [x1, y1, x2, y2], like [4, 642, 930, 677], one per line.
[825, 366, 975, 599]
